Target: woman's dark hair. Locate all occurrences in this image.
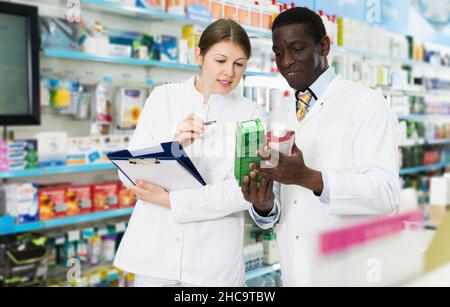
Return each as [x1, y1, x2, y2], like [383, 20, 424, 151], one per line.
[198, 19, 252, 59]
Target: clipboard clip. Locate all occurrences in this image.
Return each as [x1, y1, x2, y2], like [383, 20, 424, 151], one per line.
[129, 158, 161, 165]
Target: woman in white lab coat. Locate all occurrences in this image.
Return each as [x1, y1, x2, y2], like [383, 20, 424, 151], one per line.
[113, 19, 264, 287]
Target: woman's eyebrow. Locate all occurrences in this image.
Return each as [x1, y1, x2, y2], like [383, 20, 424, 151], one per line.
[215, 53, 247, 61]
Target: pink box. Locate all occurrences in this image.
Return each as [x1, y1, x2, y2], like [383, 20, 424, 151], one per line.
[0, 140, 7, 171]
[319, 210, 424, 256]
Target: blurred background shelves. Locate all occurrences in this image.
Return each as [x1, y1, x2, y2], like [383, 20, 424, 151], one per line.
[0, 163, 116, 180]
[43, 48, 279, 77]
[0, 208, 133, 236]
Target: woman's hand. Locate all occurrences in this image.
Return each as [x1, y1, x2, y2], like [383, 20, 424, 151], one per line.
[174, 113, 205, 148]
[129, 180, 171, 209]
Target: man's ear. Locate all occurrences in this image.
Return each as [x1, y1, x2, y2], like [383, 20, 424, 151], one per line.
[320, 35, 331, 56]
[195, 47, 203, 66]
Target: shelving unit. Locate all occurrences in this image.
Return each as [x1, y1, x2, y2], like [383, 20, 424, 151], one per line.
[0, 208, 134, 236]
[0, 163, 116, 180]
[399, 162, 450, 176]
[79, 0, 273, 39]
[43, 48, 279, 78]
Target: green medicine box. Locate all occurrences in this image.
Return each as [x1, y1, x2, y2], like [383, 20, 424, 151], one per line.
[235, 119, 265, 186]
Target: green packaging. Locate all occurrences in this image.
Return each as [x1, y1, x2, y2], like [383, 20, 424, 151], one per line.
[234, 119, 265, 186]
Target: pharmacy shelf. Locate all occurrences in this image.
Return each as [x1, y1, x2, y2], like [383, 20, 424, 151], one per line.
[245, 263, 281, 281]
[332, 46, 450, 73]
[0, 208, 134, 236]
[79, 0, 272, 39]
[397, 114, 450, 121]
[400, 162, 450, 175]
[43, 49, 278, 78]
[0, 163, 116, 180]
[399, 139, 450, 147]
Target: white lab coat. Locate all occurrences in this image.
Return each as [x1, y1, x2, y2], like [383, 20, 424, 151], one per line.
[114, 77, 264, 286]
[250, 75, 401, 286]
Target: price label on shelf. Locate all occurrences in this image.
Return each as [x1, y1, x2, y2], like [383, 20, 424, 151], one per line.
[67, 230, 81, 242]
[115, 222, 127, 233]
[97, 227, 108, 236]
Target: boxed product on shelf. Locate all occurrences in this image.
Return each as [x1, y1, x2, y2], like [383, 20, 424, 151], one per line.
[0, 234, 49, 287]
[211, 0, 223, 19]
[185, 0, 212, 22]
[182, 24, 204, 64]
[101, 135, 129, 163]
[66, 185, 93, 216]
[244, 242, 263, 272]
[429, 177, 450, 226]
[115, 88, 145, 130]
[0, 140, 7, 171]
[66, 137, 92, 165]
[5, 139, 38, 170]
[37, 132, 68, 168]
[166, 0, 186, 14]
[237, 0, 250, 26]
[78, 21, 110, 56]
[136, 0, 165, 10]
[38, 186, 68, 221]
[92, 183, 119, 212]
[0, 183, 39, 224]
[40, 17, 79, 51]
[108, 29, 143, 58]
[118, 183, 137, 208]
[160, 35, 178, 63]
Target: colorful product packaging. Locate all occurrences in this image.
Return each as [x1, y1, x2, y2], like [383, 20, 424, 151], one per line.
[0, 140, 7, 171]
[115, 88, 145, 131]
[118, 183, 137, 208]
[136, 0, 165, 10]
[160, 35, 178, 63]
[92, 183, 119, 212]
[0, 183, 39, 224]
[234, 119, 265, 186]
[38, 187, 68, 220]
[66, 185, 93, 216]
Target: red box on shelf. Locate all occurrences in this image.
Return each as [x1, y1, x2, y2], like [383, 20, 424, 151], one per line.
[66, 185, 93, 216]
[424, 150, 441, 165]
[118, 183, 136, 208]
[92, 182, 119, 212]
[38, 187, 68, 221]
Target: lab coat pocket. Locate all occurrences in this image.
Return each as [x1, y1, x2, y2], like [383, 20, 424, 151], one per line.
[315, 126, 353, 170]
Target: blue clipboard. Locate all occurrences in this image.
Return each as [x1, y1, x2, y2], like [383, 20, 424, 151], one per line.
[107, 141, 206, 191]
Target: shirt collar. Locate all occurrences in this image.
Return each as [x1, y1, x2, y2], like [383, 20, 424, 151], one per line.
[307, 67, 336, 100]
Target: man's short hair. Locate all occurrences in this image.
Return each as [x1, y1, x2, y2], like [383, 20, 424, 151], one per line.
[272, 7, 327, 44]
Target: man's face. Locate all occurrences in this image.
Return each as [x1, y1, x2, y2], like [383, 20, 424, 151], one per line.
[272, 24, 328, 91]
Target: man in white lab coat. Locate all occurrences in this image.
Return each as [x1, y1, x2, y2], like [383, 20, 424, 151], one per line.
[242, 7, 401, 286]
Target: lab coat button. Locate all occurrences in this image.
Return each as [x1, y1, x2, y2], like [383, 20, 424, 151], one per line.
[296, 235, 300, 240]
[176, 238, 181, 242]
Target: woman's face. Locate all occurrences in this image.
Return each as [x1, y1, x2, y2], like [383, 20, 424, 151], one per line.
[196, 40, 248, 96]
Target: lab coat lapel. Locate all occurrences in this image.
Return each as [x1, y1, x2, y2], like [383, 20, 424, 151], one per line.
[298, 76, 341, 128]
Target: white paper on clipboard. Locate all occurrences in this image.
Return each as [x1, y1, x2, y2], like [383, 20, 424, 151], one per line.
[114, 159, 203, 192]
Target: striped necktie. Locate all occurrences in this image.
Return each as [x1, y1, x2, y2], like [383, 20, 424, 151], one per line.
[296, 90, 313, 122]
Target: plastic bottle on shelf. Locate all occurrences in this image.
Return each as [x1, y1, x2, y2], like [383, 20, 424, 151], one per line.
[263, 231, 279, 265]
